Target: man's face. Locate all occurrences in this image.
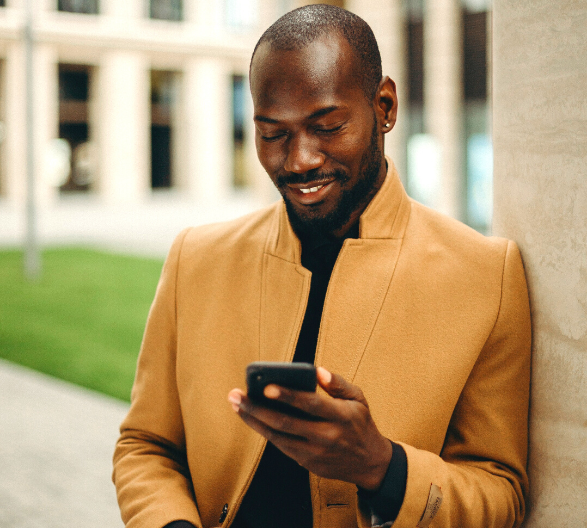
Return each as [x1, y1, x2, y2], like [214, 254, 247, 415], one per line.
[250, 33, 387, 237]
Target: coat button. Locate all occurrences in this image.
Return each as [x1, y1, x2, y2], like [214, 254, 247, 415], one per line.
[219, 503, 229, 524]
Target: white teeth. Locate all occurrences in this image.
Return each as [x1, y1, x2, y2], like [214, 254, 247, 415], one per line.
[300, 185, 323, 194]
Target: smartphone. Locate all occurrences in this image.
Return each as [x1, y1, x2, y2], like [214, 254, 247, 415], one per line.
[246, 361, 317, 418]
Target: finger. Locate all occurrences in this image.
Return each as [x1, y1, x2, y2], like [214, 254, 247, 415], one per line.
[317, 367, 368, 405]
[236, 398, 325, 460]
[238, 393, 332, 439]
[237, 402, 305, 441]
[236, 409, 322, 468]
[228, 388, 246, 412]
[263, 384, 342, 421]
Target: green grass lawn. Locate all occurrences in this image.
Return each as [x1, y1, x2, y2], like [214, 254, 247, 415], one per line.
[0, 248, 164, 401]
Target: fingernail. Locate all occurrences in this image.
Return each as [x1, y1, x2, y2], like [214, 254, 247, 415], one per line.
[264, 385, 280, 399]
[228, 393, 242, 406]
[317, 367, 332, 383]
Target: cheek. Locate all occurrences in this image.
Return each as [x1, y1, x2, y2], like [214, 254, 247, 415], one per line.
[326, 134, 366, 169]
[255, 136, 284, 174]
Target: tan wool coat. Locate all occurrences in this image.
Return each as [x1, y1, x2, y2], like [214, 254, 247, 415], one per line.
[113, 160, 531, 528]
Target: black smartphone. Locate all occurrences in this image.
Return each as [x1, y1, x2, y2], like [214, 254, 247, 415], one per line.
[246, 361, 317, 418]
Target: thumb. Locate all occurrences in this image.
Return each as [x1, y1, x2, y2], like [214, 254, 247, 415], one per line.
[317, 367, 368, 405]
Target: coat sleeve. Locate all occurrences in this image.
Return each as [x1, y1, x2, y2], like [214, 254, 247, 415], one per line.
[360, 240, 532, 528]
[112, 228, 203, 528]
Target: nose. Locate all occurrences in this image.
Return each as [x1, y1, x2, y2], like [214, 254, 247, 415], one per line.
[283, 133, 325, 174]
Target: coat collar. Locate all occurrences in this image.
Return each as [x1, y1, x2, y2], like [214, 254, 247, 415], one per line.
[264, 157, 411, 264]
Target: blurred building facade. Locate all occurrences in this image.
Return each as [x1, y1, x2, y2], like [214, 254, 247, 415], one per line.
[0, 0, 493, 248]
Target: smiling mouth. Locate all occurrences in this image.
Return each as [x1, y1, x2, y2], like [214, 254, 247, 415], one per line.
[286, 179, 336, 205]
[299, 185, 325, 194]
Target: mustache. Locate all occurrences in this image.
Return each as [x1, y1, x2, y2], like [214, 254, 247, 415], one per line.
[275, 168, 349, 187]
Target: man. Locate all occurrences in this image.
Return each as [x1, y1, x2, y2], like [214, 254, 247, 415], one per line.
[113, 5, 531, 528]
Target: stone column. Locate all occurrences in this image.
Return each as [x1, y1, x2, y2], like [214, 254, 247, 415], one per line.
[101, 0, 143, 19]
[191, 0, 223, 31]
[6, 0, 25, 9]
[345, 0, 407, 179]
[492, 1, 587, 526]
[424, 0, 463, 220]
[183, 57, 232, 204]
[34, 44, 59, 205]
[3, 41, 26, 205]
[2, 26, 58, 207]
[96, 51, 150, 202]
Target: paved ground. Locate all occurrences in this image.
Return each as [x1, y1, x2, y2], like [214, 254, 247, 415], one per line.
[0, 359, 129, 528]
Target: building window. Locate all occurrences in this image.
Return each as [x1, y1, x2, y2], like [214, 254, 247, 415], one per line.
[407, 18, 424, 108]
[463, 10, 487, 101]
[58, 64, 94, 192]
[58, 0, 99, 14]
[150, 70, 178, 189]
[232, 74, 247, 188]
[405, 0, 429, 205]
[150, 0, 183, 21]
[463, 6, 491, 232]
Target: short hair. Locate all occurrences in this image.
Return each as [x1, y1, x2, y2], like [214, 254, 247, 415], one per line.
[250, 4, 382, 100]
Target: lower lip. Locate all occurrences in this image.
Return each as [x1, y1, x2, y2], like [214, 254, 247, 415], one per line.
[288, 181, 335, 205]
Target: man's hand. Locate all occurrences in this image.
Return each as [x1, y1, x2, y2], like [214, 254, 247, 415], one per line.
[228, 367, 393, 491]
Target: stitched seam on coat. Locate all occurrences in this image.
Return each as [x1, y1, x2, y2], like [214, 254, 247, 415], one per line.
[173, 227, 191, 329]
[480, 239, 510, 354]
[172, 227, 193, 457]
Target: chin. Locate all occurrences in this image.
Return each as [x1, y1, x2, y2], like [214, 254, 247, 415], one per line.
[284, 197, 350, 236]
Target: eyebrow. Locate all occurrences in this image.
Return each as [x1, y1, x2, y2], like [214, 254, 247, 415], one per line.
[254, 105, 341, 124]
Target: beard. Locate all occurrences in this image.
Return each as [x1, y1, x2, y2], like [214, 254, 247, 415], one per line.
[276, 117, 383, 237]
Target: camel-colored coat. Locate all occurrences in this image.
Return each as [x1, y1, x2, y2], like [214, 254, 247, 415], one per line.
[113, 161, 531, 528]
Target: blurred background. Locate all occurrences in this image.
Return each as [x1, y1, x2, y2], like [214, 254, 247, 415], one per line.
[0, 0, 493, 525]
[0, 0, 493, 256]
[0, 0, 494, 400]
[2, 1, 584, 527]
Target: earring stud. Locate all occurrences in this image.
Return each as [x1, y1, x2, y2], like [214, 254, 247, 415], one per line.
[384, 123, 390, 128]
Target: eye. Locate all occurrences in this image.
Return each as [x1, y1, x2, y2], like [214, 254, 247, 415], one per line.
[315, 124, 343, 135]
[260, 133, 287, 142]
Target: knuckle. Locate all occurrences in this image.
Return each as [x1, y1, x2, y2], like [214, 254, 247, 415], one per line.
[275, 413, 292, 431]
[279, 389, 295, 405]
[323, 427, 340, 445]
[339, 408, 354, 425]
[305, 397, 321, 415]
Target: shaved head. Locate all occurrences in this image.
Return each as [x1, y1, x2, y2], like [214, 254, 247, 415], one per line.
[250, 4, 382, 100]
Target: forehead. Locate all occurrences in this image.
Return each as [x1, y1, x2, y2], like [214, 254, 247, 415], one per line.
[250, 33, 366, 117]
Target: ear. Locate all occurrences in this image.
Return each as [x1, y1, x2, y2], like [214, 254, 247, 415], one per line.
[374, 76, 398, 134]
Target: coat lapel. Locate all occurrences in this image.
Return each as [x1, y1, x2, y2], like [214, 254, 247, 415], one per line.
[316, 159, 411, 381]
[259, 204, 311, 363]
[315, 238, 403, 381]
[259, 158, 411, 375]
[260, 254, 311, 362]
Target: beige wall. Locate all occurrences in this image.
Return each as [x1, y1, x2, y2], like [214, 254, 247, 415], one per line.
[492, 1, 587, 525]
